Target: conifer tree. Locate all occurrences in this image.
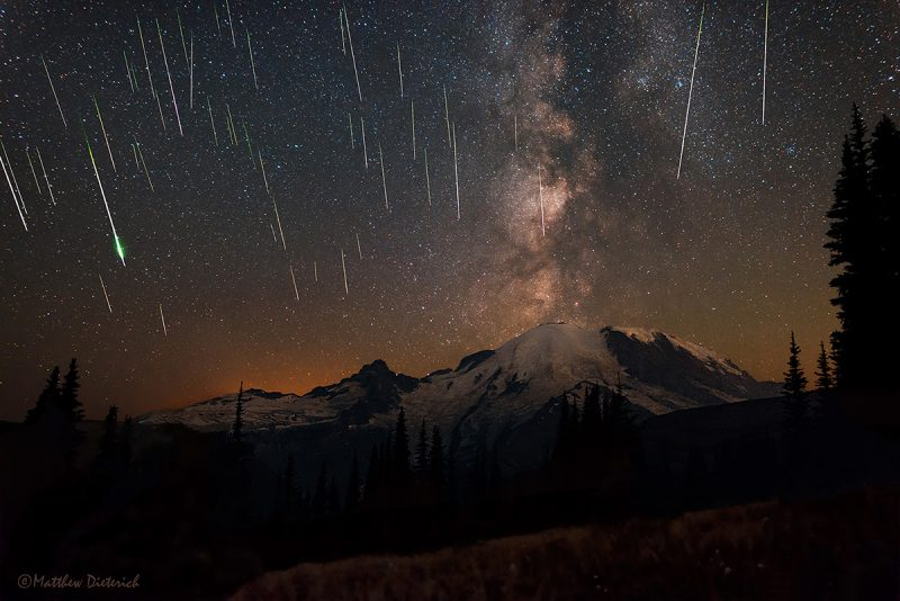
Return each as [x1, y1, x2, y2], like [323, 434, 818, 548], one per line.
[60, 358, 84, 421]
[783, 332, 808, 399]
[393, 406, 411, 482]
[815, 341, 833, 391]
[24, 366, 61, 425]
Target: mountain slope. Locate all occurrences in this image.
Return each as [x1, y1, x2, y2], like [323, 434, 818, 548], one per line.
[139, 323, 777, 474]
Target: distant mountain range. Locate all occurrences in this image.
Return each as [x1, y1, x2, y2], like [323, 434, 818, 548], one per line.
[139, 323, 778, 478]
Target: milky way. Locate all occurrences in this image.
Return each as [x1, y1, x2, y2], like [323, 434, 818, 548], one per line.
[0, 0, 898, 419]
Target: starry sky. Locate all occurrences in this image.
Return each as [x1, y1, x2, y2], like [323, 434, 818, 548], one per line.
[0, 0, 898, 420]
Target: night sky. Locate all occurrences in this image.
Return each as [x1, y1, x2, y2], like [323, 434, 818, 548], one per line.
[1, 0, 898, 420]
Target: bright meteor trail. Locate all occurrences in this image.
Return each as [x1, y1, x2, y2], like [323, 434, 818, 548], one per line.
[99, 273, 112, 313]
[0, 150, 27, 231]
[40, 55, 67, 129]
[157, 19, 183, 137]
[677, 4, 705, 180]
[343, 6, 363, 102]
[762, 0, 769, 125]
[83, 125, 125, 266]
[93, 95, 116, 173]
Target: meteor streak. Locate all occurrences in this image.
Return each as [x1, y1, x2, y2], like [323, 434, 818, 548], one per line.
[514, 114, 518, 151]
[260, 150, 270, 194]
[99, 273, 112, 313]
[762, 0, 769, 125]
[26, 148, 42, 195]
[208, 98, 218, 145]
[411, 99, 416, 159]
[124, 51, 135, 93]
[443, 86, 451, 148]
[272, 195, 286, 250]
[36, 147, 56, 206]
[452, 123, 460, 220]
[0, 150, 27, 231]
[159, 304, 168, 337]
[424, 147, 432, 206]
[177, 10, 189, 65]
[343, 6, 363, 102]
[189, 33, 194, 109]
[137, 17, 166, 130]
[83, 125, 125, 265]
[157, 19, 184, 136]
[677, 4, 704, 179]
[290, 265, 299, 301]
[1, 141, 25, 215]
[356, 232, 363, 259]
[314, 260, 318, 283]
[93, 94, 117, 172]
[135, 139, 154, 191]
[339, 9, 346, 55]
[361, 117, 368, 168]
[225, 0, 236, 47]
[246, 29, 259, 90]
[348, 112, 354, 149]
[538, 164, 545, 237]
[379, 144, 388, 211]
[41, 55, 67, 128]
[397, 43, 404, 97]
[340, 248, 349, 295]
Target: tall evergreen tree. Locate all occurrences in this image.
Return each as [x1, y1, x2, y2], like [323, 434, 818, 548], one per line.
[815, 342, 833, 391]
[60, 358, 84, 421]
[284, 454, 296, 510]
[364, 443, 380, 503]
[328, 474, 340, 514]
[24, 366, 61, 425]
[415, 418, 429, 474]
[233, 381, 244, 443]
[870, 114, 900, 373]
[783, 332, 808, 399]
[393, 406, 411, 481]
[825, 106, 883, 389]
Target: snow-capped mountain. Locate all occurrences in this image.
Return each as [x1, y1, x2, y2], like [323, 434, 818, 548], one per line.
[139, 323, 776, 473]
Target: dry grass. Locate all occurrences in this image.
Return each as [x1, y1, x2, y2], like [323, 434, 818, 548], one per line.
[233, 488, 899, 601]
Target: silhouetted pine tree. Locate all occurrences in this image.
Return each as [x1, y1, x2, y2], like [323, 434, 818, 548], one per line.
[870, 114, 900, 374]
[784, 332, 809, 440]
[393, 407, 411, 483]
[24, 366, 61, 425]
[815, 341, 833, 391]
[582, 384, 602, 435]
[233, 381, 244, 443]
[345, 451, 360, 512]
[60, 358, 84, 421]
[783, 332, 808, 399]
[415, 418, 429, 474]
[825, 106, 883, 389]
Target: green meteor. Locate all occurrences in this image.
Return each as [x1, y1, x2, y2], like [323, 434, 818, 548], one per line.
[83, 123, 125, 266]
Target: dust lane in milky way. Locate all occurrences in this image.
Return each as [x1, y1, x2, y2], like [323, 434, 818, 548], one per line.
[0, 0, 897, 420]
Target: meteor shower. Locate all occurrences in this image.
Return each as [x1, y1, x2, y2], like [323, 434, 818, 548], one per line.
[1, 1, 899, 599]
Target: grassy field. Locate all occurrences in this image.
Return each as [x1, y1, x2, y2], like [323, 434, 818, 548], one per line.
[233, 487, 900, 600]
